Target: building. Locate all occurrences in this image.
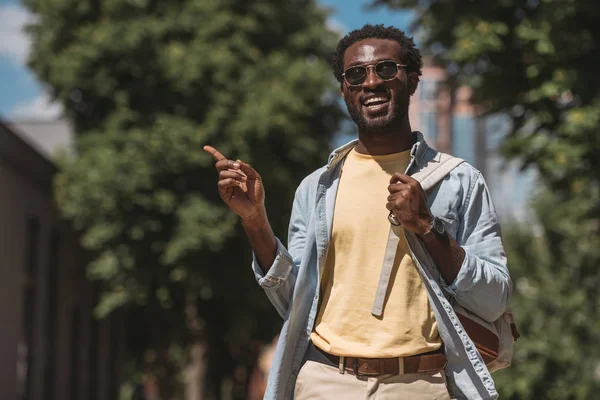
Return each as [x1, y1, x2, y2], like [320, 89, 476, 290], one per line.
[0, 120, 124, 400]
[408, 60, 537, 221]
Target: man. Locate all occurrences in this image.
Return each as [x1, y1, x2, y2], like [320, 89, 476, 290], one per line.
[205, 24, 511, 400]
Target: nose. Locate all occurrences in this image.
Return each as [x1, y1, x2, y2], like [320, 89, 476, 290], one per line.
[362, 65, 383, 89]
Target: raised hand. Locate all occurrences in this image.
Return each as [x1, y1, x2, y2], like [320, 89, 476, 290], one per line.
[386, 172, 432, 234]
[203, 145, 266, 222]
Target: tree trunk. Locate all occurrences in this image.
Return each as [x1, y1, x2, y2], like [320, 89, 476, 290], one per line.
[184, 291, 208, 400]
[185, 342, 207, 400]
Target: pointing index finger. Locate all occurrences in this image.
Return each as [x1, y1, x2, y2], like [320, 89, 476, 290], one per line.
[203, 145, 226, 162]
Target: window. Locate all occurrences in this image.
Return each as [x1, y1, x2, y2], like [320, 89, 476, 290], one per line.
[452, 116, 476, 165]
[44, 229, 60, 400]
[419, 79, 438, 101]
[68, 308, 81, 400]
[18, 217, 40, 400]
[484, 113, 511, 152]
[420, 111, 438, 142]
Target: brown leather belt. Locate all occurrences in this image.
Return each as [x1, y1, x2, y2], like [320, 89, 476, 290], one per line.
[304, 342, 447, 376]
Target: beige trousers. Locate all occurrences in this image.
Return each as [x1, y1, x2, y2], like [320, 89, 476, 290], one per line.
[294, 360, 452, 400]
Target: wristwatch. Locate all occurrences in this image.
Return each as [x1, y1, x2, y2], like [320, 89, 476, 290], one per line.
[419, 216, 446, 243]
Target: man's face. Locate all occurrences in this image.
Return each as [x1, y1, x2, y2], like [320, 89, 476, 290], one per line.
[341, 38, 417, 134]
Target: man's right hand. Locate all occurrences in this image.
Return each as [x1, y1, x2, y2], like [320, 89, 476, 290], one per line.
[203, 145, 266, 224]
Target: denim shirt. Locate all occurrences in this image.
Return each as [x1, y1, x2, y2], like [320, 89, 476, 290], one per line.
[252, 132, 511, 400]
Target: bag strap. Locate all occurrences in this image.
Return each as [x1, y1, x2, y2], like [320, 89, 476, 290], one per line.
[414, 153, 466, 192]
[371, 153, 464, 317]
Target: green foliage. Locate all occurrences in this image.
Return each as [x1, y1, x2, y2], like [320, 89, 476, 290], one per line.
[374, 0, 600, 398]
[373, 0, 600, 196]
[24, 0, 342, 395]
[495, 196, 600, 399]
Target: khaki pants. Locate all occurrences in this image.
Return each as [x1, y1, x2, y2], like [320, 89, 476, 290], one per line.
[294, 360, 452, 400]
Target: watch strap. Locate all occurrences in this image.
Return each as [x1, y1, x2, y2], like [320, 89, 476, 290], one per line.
[419, 228, 437, 243]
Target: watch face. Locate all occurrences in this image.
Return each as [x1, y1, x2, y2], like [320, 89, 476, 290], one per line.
[433, 217, 445, 235]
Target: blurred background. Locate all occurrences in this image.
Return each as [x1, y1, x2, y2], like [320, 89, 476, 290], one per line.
[1, 0, 599, 399]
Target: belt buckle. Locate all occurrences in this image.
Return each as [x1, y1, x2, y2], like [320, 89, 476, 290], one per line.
[352, 358, 379, 377]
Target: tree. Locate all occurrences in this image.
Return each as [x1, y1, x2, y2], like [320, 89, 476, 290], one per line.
[24, 0, 342, 397]
[373, 1, 600, 398]
[495, 195, 600, 399]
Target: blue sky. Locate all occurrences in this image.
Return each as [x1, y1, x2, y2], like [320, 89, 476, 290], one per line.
[0, 0, 412, 120]
[320, 0, 412, 33]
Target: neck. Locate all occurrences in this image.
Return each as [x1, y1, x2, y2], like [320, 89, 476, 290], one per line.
[354, 119, 415, 155]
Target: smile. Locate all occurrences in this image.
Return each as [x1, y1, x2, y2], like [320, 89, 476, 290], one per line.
[362, 96, 390, 112]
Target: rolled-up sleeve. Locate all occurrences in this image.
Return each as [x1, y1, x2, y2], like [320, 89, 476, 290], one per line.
[444, 172, 512, 322]
[251, 187, 307, 318]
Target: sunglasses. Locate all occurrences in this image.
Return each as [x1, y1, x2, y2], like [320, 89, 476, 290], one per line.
[342, 60, 407, 86]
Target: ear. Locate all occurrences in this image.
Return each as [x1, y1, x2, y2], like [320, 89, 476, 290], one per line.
[407, 72, 420, 96]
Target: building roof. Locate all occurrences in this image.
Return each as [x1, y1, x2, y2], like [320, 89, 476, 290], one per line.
[0, 120, 60, 192]
[6, 119, 74, 162]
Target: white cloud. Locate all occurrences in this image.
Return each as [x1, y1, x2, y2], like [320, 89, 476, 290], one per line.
[0, 4, 35, 65]
[327, 17, 347, 37]
[11, 92, 63, 120]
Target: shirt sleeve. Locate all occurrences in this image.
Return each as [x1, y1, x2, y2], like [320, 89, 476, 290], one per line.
[250, 187, 307, 319]
[443, 172, 512, 322]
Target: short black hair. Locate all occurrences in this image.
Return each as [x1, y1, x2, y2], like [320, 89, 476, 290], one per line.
[332, 24, 423, 83]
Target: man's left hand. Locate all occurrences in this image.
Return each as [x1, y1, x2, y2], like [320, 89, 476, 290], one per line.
[386, 173, 432, 235]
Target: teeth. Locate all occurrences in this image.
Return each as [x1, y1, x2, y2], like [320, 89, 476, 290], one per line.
[364, 97, 388, 106]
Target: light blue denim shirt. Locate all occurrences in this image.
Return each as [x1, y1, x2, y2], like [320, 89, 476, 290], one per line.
[252, 132, 511, 400]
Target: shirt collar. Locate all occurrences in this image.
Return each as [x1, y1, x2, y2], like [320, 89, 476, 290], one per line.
[326, 131, 431, 169]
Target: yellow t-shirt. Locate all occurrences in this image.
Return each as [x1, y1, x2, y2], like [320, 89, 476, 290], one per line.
[310, 148, 441, 358]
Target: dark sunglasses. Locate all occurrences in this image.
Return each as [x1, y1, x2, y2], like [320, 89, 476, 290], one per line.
[342, 60, 407, 86]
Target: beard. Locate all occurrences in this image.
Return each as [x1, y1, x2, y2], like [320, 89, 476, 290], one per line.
[345, 95, 409, 135]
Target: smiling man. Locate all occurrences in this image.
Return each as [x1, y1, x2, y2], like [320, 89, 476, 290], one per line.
[205, 24, 511, 400]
